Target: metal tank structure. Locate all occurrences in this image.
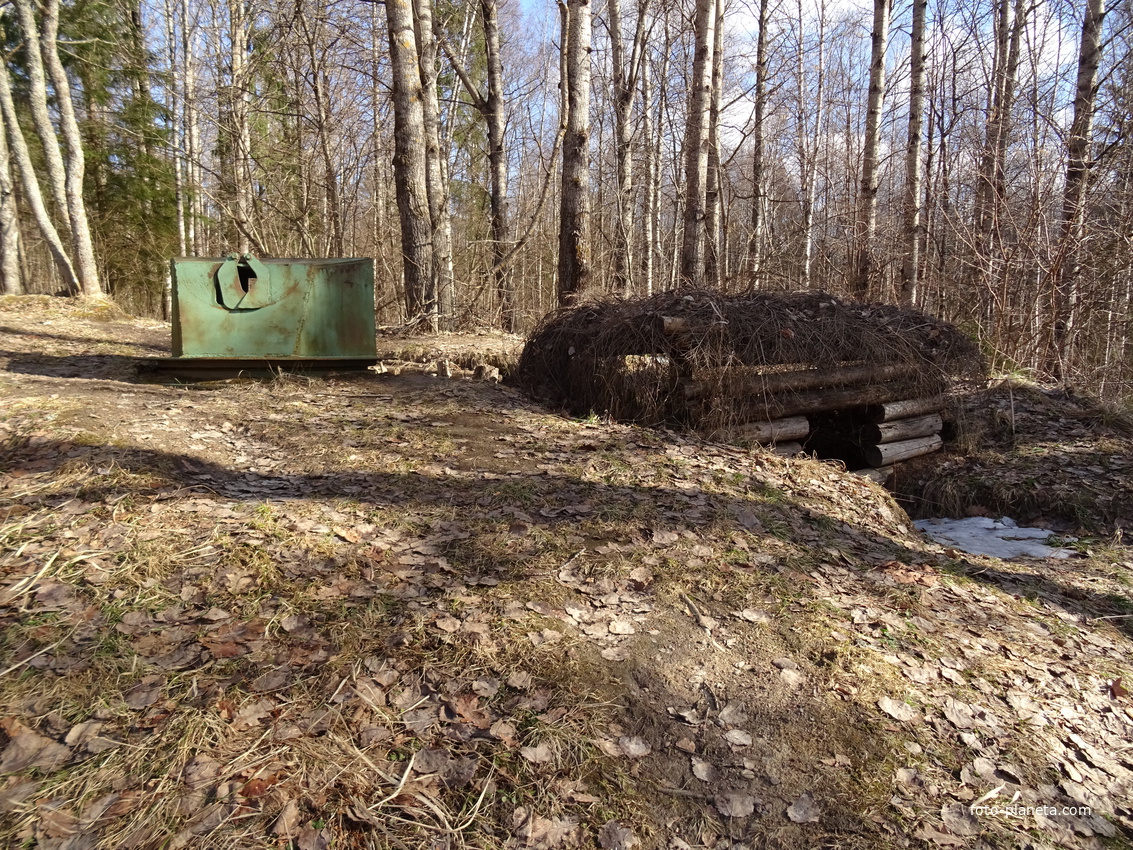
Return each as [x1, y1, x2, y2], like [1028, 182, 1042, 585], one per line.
[159, 253, 377, 378]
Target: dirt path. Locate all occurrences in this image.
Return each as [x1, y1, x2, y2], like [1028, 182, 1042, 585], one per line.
[0, 298, 1130, 849]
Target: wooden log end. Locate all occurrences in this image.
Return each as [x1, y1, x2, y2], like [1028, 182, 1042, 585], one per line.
[867, 395, 945, 423]
[864, 434, 942, 467]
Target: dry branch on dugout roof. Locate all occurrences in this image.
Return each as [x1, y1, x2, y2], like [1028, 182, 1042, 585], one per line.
[516, 290, 985, 433]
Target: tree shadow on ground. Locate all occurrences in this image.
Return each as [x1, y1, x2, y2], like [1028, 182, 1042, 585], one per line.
[3, 428, 1131, 846]
[4, 426, 1131, 642]
[1, 350, 147, 381]
[0, 324, 169, 353]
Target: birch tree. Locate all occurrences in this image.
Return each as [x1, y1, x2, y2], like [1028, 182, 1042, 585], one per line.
[851, 0, 890, 298]
[680, 0, 717, 284]
[0, 7, 77, 293]
[386, 0, 436, 323]
[558, 0, 593, 303]
[443, 0, 514, 329]
[0, 104, 21, 295]
[15, 0, 103, 297]
[608, 0, 649, 294]
[413, 0, 455, 326]
[899, 0, 926, 305]
[703, 0, 726, 288]
[745, 0, 769, 284]
[1054, 0, 1106, 373]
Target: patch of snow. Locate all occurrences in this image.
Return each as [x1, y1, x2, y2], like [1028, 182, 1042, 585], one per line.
[914, 516, 1074, 559]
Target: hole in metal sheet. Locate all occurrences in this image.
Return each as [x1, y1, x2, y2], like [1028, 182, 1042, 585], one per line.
[238, 264, 257, 293]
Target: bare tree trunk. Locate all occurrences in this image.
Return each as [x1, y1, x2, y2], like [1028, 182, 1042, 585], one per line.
[609, 0, 648, 294]
[10, 0, 68, 231]
[852, 0, 891, 299]
[641, 51, 656, 296]
[385, 0, 436, 324]
[297, 3, 344, 256]
[163, 0, 183, 321]
[414, 0, 454, 327]
[972, 0, 1026, 295]
[0, 64, 77, 292]
[704, 0, 725, 289]
[557, 0, 592, 304]
[899, 0, 926, 306]
[180, 0, 201, 254]
[228, 0, 255, 254]
[481, 0, 512, 328]
[745, 0, 769, 285]
[794, 0, 825, 290]
[1053, 0, 1105, 376]
[19, 0, 103, 296]
[442, 0, 513, 328]
[0, 104, 22, 295]
[680, 0, 716, 285]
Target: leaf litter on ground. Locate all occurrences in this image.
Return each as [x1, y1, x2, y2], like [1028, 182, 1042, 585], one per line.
[0, 299, 1131, 849]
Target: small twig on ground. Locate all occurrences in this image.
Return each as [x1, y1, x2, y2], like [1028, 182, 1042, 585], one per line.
[654, 784, 712, 801]
[0, 629, 75, 679]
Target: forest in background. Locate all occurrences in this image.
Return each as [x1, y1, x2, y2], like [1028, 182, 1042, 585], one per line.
[0, 0, 1131, 399]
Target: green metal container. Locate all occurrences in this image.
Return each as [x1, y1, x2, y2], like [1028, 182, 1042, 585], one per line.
[170, 254, 376, 360]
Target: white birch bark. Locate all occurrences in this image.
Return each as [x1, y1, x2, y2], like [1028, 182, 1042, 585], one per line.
[557, 0, 593, 303]
[0, 103, 22, 295]
[413, 0, 454, 327]
[10, 0, 68, 231]
[1054, 0, 1106, 374]
[704, 0, 725, 289]
[228, 0, 254, 253]
[38, 0, 103, 297]
[900, 0, 926, 305]
[852, 0, 891, 299]
[745, 0, 769, 284]
[0, 48, 77, 293]
[386, 0, 436, 323]
[680, 0, 716, 285]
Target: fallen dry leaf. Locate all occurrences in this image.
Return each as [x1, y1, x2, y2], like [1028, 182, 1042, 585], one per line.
[272, 798, 303, 838]
[787, 793, 821, 824]
[0, 719, 71, 773]
[513, 806, 582, 849]
[297, 824, 332, 850]
[63, 721, 121, 754]
[940, 803, 980, 836]
[877, 697, 918, 723]
[520, 742, 554, 764]
[715, 793, 756, 818]
[618, 736, 650, 758]
[692, 757, 716, 782]
[124, 676, 163, 709]
[250, 667, 291, 692]
[913, 824, 967, 846]
[240, 775, 278, 798]
[598, 819, 639, 850]
[941, 698, 977, 730]
[723, 729, 752, 747]
[490, 719, 519, 747]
